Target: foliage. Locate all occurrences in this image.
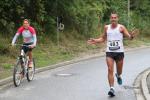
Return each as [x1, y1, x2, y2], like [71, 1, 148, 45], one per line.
[130, 0, 150, 35]
[0, 0, 150, 38]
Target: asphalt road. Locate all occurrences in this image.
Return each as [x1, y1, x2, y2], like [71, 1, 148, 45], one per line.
[0, 48, 150, 100]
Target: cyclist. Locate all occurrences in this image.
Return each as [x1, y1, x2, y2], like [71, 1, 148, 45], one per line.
[88, 13, 134, 97]
[11, 19, 37, 68]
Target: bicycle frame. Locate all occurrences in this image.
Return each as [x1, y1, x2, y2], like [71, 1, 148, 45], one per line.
[18, 45, 30, 76]
[13, 44, 35, 87]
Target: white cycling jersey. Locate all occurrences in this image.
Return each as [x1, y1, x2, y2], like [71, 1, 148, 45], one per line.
[12, 26, 37, 46]
[106, 24, 124, 52]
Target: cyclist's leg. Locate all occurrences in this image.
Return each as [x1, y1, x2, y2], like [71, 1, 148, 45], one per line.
[22, 43, 33, 68]
[28, 51, 32, 61]
[28, 50, 33, 68]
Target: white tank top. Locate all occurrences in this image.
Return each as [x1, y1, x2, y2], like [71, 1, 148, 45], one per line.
[106, 24, 124, 52]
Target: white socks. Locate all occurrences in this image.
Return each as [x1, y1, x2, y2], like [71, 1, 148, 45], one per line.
[110, 87, 114, 90]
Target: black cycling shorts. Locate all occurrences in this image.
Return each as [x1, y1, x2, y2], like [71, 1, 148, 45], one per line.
[22, 43, 33, 53]
[106, 52, 124, 61]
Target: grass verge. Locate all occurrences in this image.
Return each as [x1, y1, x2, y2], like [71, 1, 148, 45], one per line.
[0, 34, 150, 80]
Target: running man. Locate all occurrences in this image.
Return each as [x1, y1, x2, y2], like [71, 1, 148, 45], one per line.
[88, 13, 134, 97]
[11, 19, 37, 68]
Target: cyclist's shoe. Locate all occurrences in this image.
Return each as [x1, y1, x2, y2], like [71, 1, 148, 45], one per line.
[28, 61, 33, 68]
[108, 88, 115, 97]
[115, 73, 122, 85]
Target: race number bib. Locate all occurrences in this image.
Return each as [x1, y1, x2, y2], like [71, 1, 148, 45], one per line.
[108, 40, 121, 50]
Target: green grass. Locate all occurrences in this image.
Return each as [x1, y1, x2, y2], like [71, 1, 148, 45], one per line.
[34, 48, 74, 67]
[124, 37, 150, 47]
[0, 70, 12, 79]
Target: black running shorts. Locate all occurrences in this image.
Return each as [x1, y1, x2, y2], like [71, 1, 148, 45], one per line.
[106, 52, 124, 61]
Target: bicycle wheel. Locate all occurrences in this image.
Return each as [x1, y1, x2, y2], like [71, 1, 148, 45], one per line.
[27, 58, 35, 81]
[13, 60, 24, 87]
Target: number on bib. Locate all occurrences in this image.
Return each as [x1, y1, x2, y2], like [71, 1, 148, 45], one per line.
[108, 40, 121, 50]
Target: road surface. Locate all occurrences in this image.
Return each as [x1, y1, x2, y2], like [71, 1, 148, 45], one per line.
[0, 48, 150, 100]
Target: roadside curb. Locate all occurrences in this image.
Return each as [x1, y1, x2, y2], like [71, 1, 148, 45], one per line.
[133, 68, 150, 100]
[0, 77, 12, 87]
[0, 46, 149, 89]
[141, 68, 150, 100]
[35, 52, 105, 74]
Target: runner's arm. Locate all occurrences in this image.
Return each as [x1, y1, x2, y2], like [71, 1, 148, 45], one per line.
[93, 34, 106, 43]
[88, 25, 107, 44]
[121, 25, 133, 40]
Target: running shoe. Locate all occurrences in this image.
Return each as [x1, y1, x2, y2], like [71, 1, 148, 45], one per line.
[108, 88, 115, 97]
[115, 73, 122, 85]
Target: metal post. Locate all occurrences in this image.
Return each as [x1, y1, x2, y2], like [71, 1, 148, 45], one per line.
[128, 0, 130, 28]
[57, 17, 59, 46]
[56, 0, 59, 47]
[85, 16, 88, 37]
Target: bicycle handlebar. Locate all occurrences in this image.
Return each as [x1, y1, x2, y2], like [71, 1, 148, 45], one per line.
[12, 44, 33, 48]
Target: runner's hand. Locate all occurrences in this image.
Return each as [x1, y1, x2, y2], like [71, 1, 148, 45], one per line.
[130, 28, 139, 39]
[87, 38, 97, 44]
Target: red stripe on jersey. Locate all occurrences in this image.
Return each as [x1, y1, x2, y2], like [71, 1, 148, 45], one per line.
[17, 26, 36, 35]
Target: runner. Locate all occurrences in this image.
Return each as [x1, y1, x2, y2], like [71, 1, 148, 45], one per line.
[87, 13, 135, 97]
[11, 19, 37, 68]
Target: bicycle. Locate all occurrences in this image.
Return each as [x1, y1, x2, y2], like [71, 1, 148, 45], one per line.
[13, 44, 35, 87]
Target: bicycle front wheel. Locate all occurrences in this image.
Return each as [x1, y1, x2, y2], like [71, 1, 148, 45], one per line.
[27, 58, 35, 82]
[13, 60, 23, 87]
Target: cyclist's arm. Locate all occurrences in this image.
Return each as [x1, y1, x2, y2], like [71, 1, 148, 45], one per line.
[29, 27, 37, 47]
[33, 34, 37, 47]
[11, 33, 20, 45]
[121, 25, 133, 40]
[12, 27, 23, 45]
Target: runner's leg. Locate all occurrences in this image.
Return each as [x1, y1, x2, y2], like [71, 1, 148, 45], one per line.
[115, 58, 124, 85]
[106, 57, 115, 87]
[116, 59, 124, 76]
[107, 57, 116, 96]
